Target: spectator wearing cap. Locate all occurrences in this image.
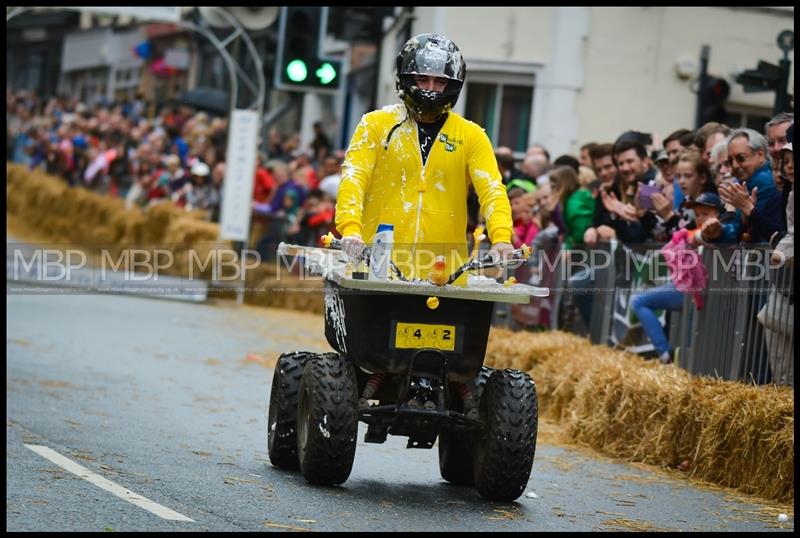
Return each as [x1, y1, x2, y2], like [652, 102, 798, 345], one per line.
[682, 192, 733, 243]
[719, 128, 784, 243]
[653, 149, 671, 187]
[183, 161, 214, 213]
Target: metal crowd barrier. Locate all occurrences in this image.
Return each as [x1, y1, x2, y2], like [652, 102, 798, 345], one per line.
[501, 240, 794, 387]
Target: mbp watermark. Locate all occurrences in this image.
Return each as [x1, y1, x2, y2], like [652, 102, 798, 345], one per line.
[12, 248, 88, 281]
[7, 241, 792, 298]
[6, 243, 264, 296]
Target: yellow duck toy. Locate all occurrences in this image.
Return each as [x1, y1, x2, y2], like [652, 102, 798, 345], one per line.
[428, 256, 448, 287]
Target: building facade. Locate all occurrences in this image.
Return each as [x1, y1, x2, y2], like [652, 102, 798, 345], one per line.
[368, 6, 794, 158]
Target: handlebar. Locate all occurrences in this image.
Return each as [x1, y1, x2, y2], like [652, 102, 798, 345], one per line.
[320, 232, 532, 286]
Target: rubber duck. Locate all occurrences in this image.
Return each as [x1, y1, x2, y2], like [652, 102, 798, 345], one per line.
[428, 256, 447, 286]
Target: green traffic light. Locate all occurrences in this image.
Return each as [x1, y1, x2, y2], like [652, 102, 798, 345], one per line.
[286, 59, 308, 82]
[316, 63, 337, 85]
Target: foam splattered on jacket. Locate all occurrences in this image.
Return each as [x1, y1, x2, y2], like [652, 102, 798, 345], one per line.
[336, 104, 512, 280]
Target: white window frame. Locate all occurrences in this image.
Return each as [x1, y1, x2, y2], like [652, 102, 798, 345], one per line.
[455, 60, 542, 159]
[724, 104, 774, 131]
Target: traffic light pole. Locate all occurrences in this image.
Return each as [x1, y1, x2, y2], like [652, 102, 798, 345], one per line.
[774, 53, 791, 116]
[695, 44, 710, 130]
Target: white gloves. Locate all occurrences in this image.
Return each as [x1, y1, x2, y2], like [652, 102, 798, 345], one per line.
[341, 235, 366, 259]
[488, 241, 514, 263]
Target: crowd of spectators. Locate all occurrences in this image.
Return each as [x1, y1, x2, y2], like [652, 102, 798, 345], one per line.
[492, 113, 793, 380]
[10, 88, 790, 265]
[6, 89, 342, 247]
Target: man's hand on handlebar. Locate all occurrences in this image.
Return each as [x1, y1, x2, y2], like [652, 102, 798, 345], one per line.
[341, 235, 366, 259]
[488, 241, 514, 263]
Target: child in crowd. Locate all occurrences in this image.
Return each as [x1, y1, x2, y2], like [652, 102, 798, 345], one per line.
[631, 192, 727, 364]
[292, 189, 336, 246]
[509, 187, 539, 249]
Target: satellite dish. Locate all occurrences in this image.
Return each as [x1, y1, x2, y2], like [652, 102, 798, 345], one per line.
[199, 6, 278, 31]
[198, 6, 229, 28]
[230, 6, 278, 31]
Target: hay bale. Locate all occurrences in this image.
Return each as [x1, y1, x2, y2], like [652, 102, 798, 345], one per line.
[243, 263, 325, 314]
[5, 163, 235, 280]
[484, 329, 794, 504]
[140, 202, 177, 245]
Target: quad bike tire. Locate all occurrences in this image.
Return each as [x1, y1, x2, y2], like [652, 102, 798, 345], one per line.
[297, 353, 359, 485]
[438, 366, 494, 486]
[473, 368, 538, 502]
[267, 351, 330, 469]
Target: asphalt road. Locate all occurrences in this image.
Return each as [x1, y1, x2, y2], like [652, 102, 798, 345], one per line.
[6, 288, 794, 532]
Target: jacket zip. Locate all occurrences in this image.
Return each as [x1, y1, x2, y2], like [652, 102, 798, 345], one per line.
[411, 127, 428, 272]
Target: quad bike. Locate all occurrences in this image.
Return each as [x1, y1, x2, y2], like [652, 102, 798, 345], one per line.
[268, 234, 548, 502]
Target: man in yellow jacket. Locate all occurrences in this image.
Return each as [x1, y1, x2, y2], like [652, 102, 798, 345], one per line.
[335, 33, 513, 282]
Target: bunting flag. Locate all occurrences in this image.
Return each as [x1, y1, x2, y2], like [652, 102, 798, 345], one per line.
[132, 41, 152, 60]
[149, 58, 177, 77]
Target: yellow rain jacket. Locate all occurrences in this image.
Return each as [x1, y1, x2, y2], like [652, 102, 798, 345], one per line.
[336, 104, 512, 281]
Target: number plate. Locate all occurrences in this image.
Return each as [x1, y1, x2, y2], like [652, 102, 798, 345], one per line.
[394, 322, 456, 351]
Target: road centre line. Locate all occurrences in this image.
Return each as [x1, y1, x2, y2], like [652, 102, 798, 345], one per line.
[24, 444, 194, 522]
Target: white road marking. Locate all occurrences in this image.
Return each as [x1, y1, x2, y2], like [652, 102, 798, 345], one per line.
[24, 444, 194, 522]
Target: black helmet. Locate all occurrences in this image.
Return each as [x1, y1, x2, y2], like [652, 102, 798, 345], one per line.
[395, 33, 466, 122]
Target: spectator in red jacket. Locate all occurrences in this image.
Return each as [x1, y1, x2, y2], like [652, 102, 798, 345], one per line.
[253, 153, 276, 204]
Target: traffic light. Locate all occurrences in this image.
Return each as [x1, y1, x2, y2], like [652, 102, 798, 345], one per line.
[736, 61, 783, 93]
[274, 6, 342, 92]
[698, 76, 730, 125]
[734, 30, 793, 115]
